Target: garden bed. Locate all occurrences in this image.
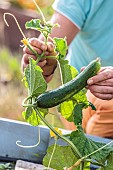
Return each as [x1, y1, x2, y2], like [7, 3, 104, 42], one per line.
[0, 118, 112, 170]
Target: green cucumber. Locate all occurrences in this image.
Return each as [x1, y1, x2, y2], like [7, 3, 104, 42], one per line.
[35, 58, 101, 108]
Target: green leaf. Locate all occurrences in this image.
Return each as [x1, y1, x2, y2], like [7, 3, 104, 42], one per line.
[83, 162, 90, 170]
[22, 107, 48, 126]
[38, 107, 48, 118]
[25, 19, 53, 36]
[22, 107, 40, 126]
[24, 58, 35, 95]
[73, 103, 85, 125]
[33, 65, 47, 96]
[25, 19, 43, 31]
[59, 59, 78, 84]
[58, 59, 89, 122]
[23, 58, 47, 97]
[54, 38, 68, 59]
[22, 107, 32, 120]
[88, 101, 96, 111]
[72, 88, 88, 105]
[59, 89, 88, 122]
[70, 127, 113, 163]
[0, 163, 11, 170]
[98, 152, 113, 170]
[59, 100, 75, 121]
[43, 144, 79, 170]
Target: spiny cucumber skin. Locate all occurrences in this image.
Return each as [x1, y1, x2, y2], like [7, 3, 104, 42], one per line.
[36, 59, 101, 108]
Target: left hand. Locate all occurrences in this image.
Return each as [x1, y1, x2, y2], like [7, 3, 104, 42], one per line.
[22, 38, 57, 83]
[87, 67, 113, 100]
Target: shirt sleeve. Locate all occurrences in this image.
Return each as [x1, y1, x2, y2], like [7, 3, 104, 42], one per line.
[52, 0, 90, 29]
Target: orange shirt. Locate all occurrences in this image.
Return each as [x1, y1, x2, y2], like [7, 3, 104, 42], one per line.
[82, 90, 113, 139]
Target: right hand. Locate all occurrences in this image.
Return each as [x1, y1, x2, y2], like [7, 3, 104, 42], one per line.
[81, 66, 113, 100]
[21, 38, 57, 82]
[87, 67, 113, 100]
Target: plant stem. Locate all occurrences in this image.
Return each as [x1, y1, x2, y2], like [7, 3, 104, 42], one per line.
[33, 0, 46, 24]
[80, 162, 84, 170]
[27, 44, 47, 65]
[47, 139, 57, 169]
[43, 55, 59, 60]
[35, 52, 45, 65]
[34, 108, 82, 158]
[27, 44, 40, 58]
[22, 96, 34, 107]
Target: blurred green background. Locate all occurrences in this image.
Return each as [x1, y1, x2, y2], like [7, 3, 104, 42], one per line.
[0, 0, 67, 128]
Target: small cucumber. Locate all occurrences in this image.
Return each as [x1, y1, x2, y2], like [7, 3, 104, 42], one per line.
[35, 58, 101, 108]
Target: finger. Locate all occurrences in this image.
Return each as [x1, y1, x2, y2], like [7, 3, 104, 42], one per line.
[88, 85, 113, 94]
[42, 65, 56, 76]
[23, 46, 42, 55]
[30, 38, 47, 51]
[87, 69, 113, 85]
[91, 92, 113, 100]
[47, 42, 54, 52]
[23, 54, 37, 64]
[95, 78, 113, 86]
[46, 58, 57, 66]
[44, 74, 53, 83]
[38, 60, 47, 68]
[99, 66, 113, 72]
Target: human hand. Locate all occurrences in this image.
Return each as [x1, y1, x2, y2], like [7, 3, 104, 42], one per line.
[21, 38, 57, 82]
[87, 67, 113, 100]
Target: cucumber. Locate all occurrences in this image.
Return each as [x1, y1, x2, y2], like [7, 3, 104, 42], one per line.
[35, 58, 101, 108]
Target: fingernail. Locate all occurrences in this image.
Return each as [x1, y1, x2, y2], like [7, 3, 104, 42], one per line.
[87, 79, 93, 85]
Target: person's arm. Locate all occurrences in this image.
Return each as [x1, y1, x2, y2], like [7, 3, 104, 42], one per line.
[22, 11, 80, 82]
[87, 67, 113, 100]
[44, 11, 80, 45]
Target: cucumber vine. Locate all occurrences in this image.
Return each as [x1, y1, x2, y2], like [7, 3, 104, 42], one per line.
[4, 0, 113, 170]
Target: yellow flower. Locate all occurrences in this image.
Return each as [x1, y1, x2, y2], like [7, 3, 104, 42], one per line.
[21, 38, 29, 46]
[50, 127, 62, 138]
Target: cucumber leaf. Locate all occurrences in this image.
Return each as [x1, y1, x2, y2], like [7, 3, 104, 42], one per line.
[72, 89, 88, 106]
[99, 152, 113, 170]
[22, 107, 39, 126]
[43, 144, 79, 170]
[33, 64, 47, 96]
[24, 58, 35, 95]
[25, 19, 54, 36]
[83, 162, 90, 170]
[59, 59, 78, 84]
[59, 89, 89, 123]
[58, 59, 89, 123]
[73, 103, 86, 125]
[88, 101, 96, 111]
[0, 163, 11, 169]
[22, 107, 48, 126]
[58, 100, 74, 121]
[23, 58, 47, 97]
[70, 127, 113, 162]
[54, 38, 68, 59]
[25, 19, 43, 31]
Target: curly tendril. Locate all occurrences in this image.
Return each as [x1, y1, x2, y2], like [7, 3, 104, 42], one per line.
[4, 13, 26, 39]
[16, 126, 40, 148]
